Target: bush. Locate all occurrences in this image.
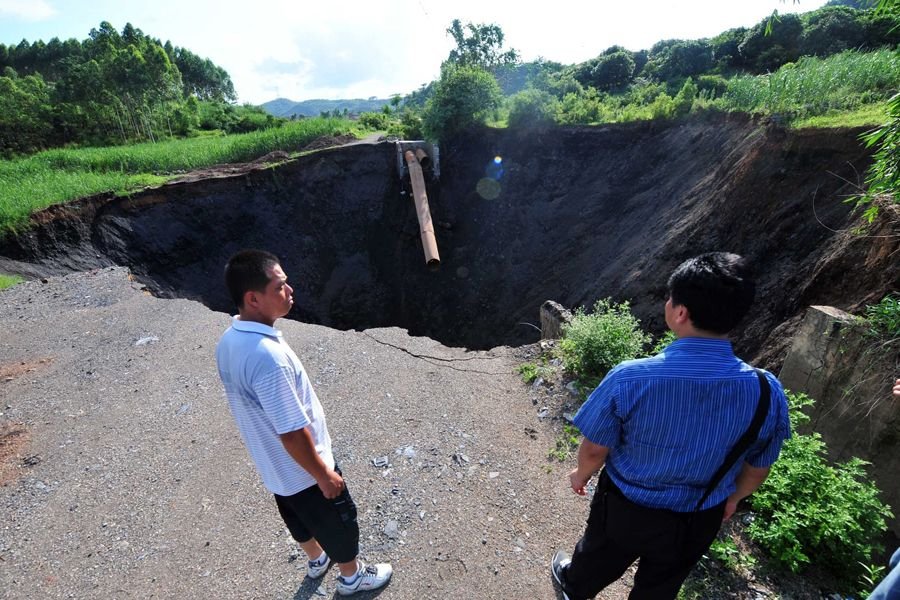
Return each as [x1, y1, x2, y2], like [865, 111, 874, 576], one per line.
[507, 88, 558, 128]
[863, 293, 900, 337]
[746, 390, 892, 588]
[422, 64, 502, 140]
[556, 88, 613, 125]
[559, 298, 651, 383]
[358, 111, 393, 130]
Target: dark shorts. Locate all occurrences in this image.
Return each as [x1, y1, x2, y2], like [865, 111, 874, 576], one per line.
[273, 467, 359, 564]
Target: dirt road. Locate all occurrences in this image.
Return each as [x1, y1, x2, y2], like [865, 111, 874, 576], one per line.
[0, 267, 616, 599]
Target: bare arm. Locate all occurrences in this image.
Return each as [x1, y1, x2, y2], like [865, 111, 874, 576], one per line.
[280, 427, 344, 499]
[723, 462, 770, 521]
[569, 439, 610, 496]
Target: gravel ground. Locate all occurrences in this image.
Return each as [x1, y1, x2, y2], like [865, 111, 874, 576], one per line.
[0, 267, 630, 599]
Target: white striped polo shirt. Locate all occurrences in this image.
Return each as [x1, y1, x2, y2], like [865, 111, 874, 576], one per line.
[216, 317, 333, 496]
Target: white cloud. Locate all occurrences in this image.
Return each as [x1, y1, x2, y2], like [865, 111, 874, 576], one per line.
[0, 0, 56, 20]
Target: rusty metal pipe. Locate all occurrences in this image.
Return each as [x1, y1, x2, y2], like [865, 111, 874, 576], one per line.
[414, 147, 431, 170]
[404, 150, 440, 268]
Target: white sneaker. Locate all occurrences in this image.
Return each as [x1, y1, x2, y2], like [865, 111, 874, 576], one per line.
[336, 561, 393, 596]
[306, 553, 331, 579]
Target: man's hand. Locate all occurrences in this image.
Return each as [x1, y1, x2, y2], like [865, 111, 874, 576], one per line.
[722, 463, 770, 522]
[723, 498, 739, 521]
[570, 469, 590, 496]
[317, 469, 345, 499]
[569, 439, 609, 496]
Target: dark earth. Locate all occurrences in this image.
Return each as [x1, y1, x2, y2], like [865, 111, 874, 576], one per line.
[1, 113, 897, 364]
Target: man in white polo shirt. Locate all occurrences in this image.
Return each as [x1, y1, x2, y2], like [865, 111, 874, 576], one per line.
[215, 249, 392, 596]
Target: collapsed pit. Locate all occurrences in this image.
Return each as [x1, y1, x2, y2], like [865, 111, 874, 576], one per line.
[1, 114, 896, 361]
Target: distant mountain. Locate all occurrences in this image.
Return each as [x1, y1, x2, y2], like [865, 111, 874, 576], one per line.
[260, 97, 390, 118]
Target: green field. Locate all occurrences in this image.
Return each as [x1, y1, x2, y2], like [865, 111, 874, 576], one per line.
[0, 117, 363, 235]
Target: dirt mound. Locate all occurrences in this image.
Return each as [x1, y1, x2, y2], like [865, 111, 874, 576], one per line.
[1, 113, 896, 367]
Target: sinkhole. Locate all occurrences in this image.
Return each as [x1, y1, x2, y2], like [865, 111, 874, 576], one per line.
[0, 116, 887, 357]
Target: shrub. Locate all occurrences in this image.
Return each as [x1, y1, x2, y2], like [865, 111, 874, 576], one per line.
[422, 64, 502, 140]
[746, 390, 893, 588]
[507, 88, 558, 128]
[555, 88, 613, 125]
[559, 298, 651, 383]
[863, 293, 900, 338]
[517, 363, 539, 384]
[649, 330, 677, 355]
[358, 111, 393, 130]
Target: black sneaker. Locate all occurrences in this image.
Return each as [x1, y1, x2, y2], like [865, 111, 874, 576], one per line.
[551, 549, 572, 600]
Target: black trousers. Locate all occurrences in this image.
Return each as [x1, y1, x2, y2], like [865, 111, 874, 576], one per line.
[562, 471, 725, 600]
[273, 467, 360, 564]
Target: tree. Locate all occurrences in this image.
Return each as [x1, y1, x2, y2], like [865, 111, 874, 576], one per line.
[800, 5, 866, 55]
[739, 12, 803, 72]
[710, 27, 749, 70]
[422, 64, 502, 140]
[647, 39, 713, 81]
[445, 20, 520, 69]
[589, 50, 636, 91]
[0, 73, 52, 156]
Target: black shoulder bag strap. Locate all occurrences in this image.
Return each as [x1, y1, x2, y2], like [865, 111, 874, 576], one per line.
[693, 369, 771, 512]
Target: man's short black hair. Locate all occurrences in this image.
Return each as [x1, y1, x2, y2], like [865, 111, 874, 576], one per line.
[667, 252, 755, 334]
[224, 249, 280, 309]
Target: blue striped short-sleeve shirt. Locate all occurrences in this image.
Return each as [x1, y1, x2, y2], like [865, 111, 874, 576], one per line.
[573, 337, 791, 512]
[216, 317, 334, 496]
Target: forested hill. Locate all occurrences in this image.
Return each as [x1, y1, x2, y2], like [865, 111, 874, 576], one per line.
[0, 21, 268, 157]
[261, 97, 391, 118]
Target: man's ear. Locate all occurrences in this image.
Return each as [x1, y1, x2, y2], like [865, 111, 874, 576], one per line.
[672, 303, 691, 325]
[243, 289, 258, 310]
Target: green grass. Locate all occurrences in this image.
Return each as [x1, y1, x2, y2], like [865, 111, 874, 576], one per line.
[721, 49, 900, 119]
[790, 101, 889, 129]
[0, 117, 363, 235]
[0, 274, 23, 290]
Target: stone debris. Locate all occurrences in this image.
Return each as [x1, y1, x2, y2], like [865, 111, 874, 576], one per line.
[383, 520, 400, 539]
[372, 456, 389, 468]
[396, 445, 416, 459]
[134, 336, 159, 346]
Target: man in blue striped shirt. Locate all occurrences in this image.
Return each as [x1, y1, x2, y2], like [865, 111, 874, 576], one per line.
[552, 252, 791, 600]
[216, 250, 392, 596]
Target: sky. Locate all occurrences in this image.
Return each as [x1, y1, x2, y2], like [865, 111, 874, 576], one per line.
[0, 0, 829, 105]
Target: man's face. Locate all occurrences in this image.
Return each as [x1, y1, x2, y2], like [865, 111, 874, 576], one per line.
[255, 264, 293, 323]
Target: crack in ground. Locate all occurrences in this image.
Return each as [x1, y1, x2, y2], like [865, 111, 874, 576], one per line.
[363, 332, 510, 376]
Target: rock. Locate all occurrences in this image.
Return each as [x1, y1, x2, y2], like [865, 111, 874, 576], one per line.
[383, 520, 400, 539]
[531, 377, 544, 390]
[563, 412, 576, 423]
[565, 381, 580, 397]
[540, 301, 573, 340]
[372, 456, 389, 468]
[537, 407, 549, 419]
[134, 336, 159, 346]
[488, 472, 500, 479]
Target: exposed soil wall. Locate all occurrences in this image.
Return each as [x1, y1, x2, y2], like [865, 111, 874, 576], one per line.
[1, 113, 897, 365]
